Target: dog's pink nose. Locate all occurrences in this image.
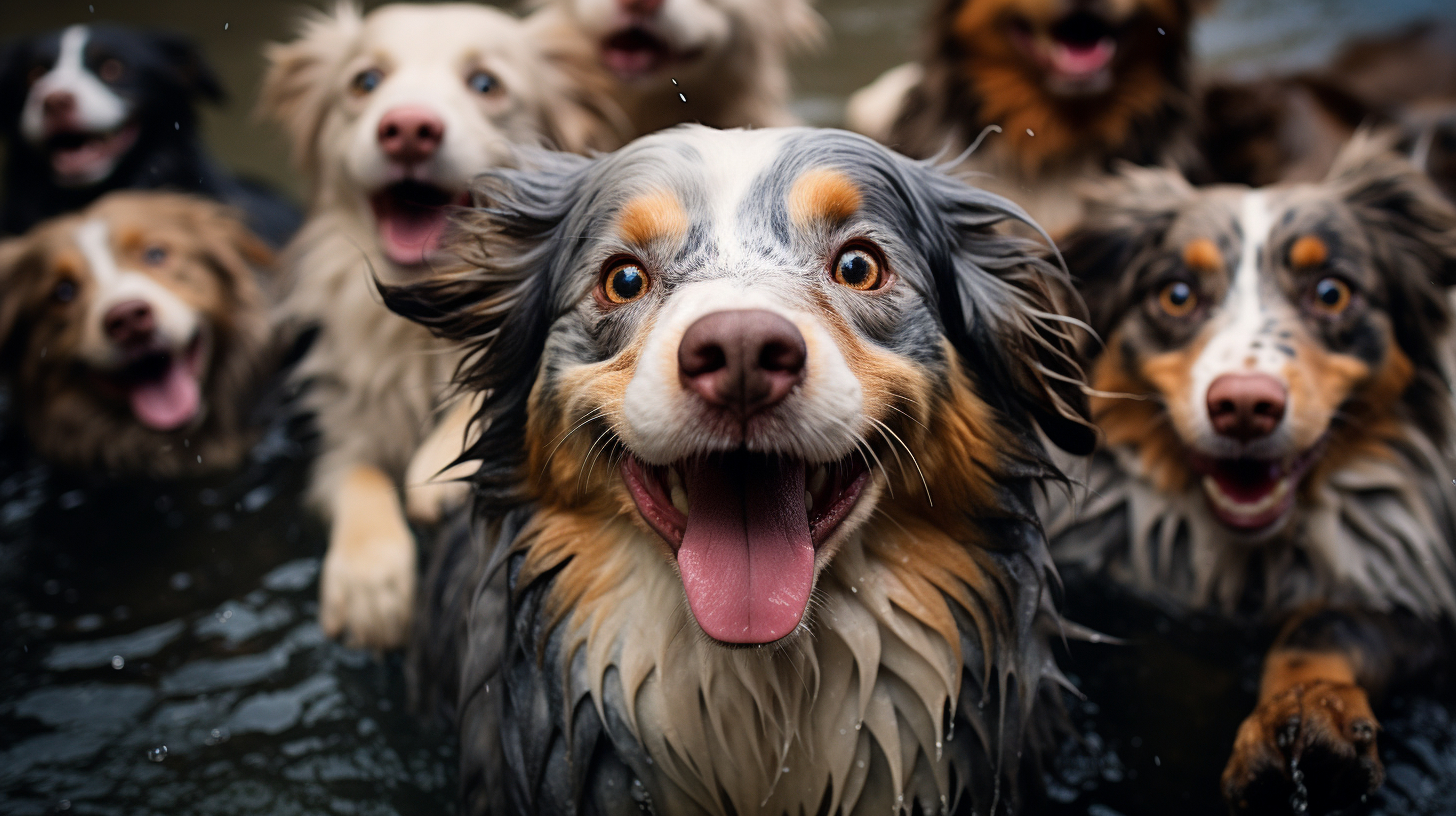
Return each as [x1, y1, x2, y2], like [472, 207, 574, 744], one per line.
[42, 91, 75, 120]
[620, 0, 664, 15]
[377, 106, 444, 163]
[103, 300, 155, 347]
[678, 309, 806, 418]
[1207, 373, 1286, 441]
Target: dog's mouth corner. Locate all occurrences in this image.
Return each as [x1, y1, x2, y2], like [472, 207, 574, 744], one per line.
[621, 450, 870, 646]
[1191, 444, 1323, 534]
[100, 334, 207, 432]
[600, 27, 678, 79]
[369, 181, 470, 268]
[44, 122, 140, 186]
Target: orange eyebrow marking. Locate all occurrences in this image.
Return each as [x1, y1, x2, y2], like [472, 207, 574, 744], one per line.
[616, 190, 688, 247]
[789, 168, 861, 229]
[1290, 234, 1328, 268]
[1182, 237, 1222, 272]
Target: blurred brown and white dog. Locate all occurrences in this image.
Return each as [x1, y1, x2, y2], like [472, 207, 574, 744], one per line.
[527, 0, 824, 141]
[385, 125, 1095, 814]
[0, 191, 273, 476]
[260, 2, 615, 649]
[1049, 135, 1456, 814]
[847, 0, 1202, 236]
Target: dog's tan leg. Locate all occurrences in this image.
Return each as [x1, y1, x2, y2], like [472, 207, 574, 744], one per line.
[319, 464, 416, 650]
[404, 393, 483, 524]
[1222, 609, 1391, 815]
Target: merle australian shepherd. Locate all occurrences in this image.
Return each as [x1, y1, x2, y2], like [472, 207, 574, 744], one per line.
[384, 125, 1096, 814]
[1049, 134, 1456, 814]
[0, 24, 299, 245]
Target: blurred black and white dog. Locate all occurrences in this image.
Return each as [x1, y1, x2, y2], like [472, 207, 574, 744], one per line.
[0, 24, 299, 245]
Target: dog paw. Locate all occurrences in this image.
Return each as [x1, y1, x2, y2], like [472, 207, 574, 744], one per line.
[318, 522, 416, 650]
[1222, 680, 1382, 815]
[404, 470, 473, 524]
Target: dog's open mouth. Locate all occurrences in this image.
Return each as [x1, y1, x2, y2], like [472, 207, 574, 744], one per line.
[622, 450, 869, 645]
[369, 181, 469, 268]
[600, 27, 678, 79]
[99, 335, 206, 432]
[1191, 444, 1324, 533]
[1010, 11, 1119, 94]
[45, 122, 140, 186]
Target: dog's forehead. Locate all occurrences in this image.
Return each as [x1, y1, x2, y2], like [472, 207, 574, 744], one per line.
[362, 5, 522, 58]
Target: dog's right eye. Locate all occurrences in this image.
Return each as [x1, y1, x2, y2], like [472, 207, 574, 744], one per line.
[352, 68, 384, 94]
[52, 279, 78, 304]
[832, 247, 884, 291]
[602, 260, 650, 305]
[1157, 280, 1197, 317]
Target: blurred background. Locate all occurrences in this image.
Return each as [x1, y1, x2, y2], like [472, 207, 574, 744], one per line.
[3, 1, 1456, 815]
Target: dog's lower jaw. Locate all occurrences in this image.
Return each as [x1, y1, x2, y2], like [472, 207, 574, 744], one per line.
[320, 464, 417, 650]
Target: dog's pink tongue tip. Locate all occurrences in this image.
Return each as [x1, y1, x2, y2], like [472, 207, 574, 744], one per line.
[676, 456, 813, 644]
[129, 358, 200, 431]
[1053, 38, 1115, 76]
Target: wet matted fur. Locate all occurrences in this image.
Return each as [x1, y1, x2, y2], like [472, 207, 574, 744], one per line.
[1048, 135, 1456, 813]
[0, 191, 274, 477]
[260, 1, 615, 649]
[846, 0, 1202, 237]
[385, 125, 1096, 814]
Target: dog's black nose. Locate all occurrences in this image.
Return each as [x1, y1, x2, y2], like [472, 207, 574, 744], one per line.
[377, 106, 445, 164]
[678, 309, 806, 418]
[1207, 373, 1286, 441]
[42, 91, 75, 120]
[104, 300, 156, 348]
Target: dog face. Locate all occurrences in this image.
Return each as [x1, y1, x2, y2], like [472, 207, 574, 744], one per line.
[1067, 136, 1456, 537]
[0, 24, 221, 188]
[261, 3, 604, 269]
[388, 126, 1092, 645]
[0, 192, 271, 472]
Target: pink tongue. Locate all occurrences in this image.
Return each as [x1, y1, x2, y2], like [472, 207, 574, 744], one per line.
[676, 455, 814, 644]
[378, 203, 449, 267]
[1051, 38, 1115, 77]
[129, 357, 200, 431]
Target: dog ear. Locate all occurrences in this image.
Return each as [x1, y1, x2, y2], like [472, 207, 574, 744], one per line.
[913, 164, 1097, 456]
[382, 149, 595, 506]
[0, 235, 34, 370]
[184, 197, 275, 306]
[149, 31, 225, 104]
[259, 1, 364, 180]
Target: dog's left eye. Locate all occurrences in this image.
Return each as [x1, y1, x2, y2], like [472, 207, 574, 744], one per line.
[143, 246, 168, 266]
[466, 71, 498, 95]
[832, 247, 884, 291]
[352, 68, 384, 94]
[602, 260, 650, 305]
[53, 279, 78, 303]
[1312, 277, 1352, 316]
[98, 59, 125, 84]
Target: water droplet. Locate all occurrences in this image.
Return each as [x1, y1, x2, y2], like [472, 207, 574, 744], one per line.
[58, 800, 71, 811]
[171, 572, 193, 591]
[147, 745, 169, 762]
[782, 766, 790, 773]
[857, 760, 865, 768]
[1154, 755, 1160, 766]
[850, 586, 857, 593]
[205, 727, 230, 745]
[224, 22, 229, 30]
[174, 122, 179, 131]
[645, 756, 653, 764]
[671, 78, 678, 85]
[1157, 27, 1165, 35]
[678, 93, 687, 103]
[1026, 128, 1035, 136]
[111, 655, 124, 669]
[840, 728, 846, 735]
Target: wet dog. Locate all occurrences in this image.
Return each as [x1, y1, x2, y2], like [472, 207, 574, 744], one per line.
[846, 0, 1201, 236]
[0, 24, 300, 246]
[259, 2, 616, 650]
[0, 192, 274, 476]
[384, 125, 1095, 814]
[527, 0, 823, 141]
[1049, 135, 1456, 814]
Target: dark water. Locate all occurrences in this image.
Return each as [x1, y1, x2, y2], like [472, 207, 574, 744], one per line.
[4, 1, 1456, 815]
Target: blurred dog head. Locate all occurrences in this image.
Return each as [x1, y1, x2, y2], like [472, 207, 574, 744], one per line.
[260, 2, 611, 269]
[389, 125, 1092, 645]
[0, 192, 272, 475]
[0, 24, 222, 189]
[1067, 135, 1456, 537]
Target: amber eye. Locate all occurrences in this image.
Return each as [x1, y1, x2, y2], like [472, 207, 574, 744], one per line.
[832, 247, 884, 291]
[352, 68, 383, 94]
[98, 58, 125, 83]
[53, 279, 78, 303]
[602, 260, 650, 304]
[466, 70, 498, 95]
[1312, 277, 1351, 315]
[143, 245, 167, 266]
[1158, 280, 1197, 317]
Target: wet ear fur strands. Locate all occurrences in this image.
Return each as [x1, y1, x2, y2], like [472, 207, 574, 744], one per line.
[1048, 132, 1456, 814]
[258, 1, 610, 650]
[382, 124, 1096, 814]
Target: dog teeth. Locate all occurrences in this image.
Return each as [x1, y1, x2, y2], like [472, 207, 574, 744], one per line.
[668, 468, 689, 515]
[807, 465, 827, 497]
[804, 491, 814, 511]
[1202, 475, 1290, 517]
